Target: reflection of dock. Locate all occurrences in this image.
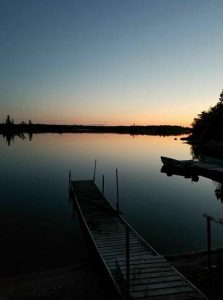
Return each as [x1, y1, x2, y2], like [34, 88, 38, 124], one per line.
[70, 180, 207, 299]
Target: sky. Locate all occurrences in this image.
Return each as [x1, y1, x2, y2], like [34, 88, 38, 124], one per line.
[0, 0, 223, 126]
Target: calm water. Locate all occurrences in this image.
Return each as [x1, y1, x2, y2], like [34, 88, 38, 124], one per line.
[1, 133, 223, 276]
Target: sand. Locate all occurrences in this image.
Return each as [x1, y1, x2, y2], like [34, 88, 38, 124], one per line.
[168, 248, 223, 300]
[0, 261, 117, 300]
[2, 247, 223, 300]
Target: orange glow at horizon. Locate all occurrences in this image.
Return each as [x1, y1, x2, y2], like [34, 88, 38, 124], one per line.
[22, 112, 193, 127]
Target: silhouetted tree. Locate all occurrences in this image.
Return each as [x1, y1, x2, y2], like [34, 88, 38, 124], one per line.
[192, 89, 223, 141]
[215, 183, 223, 202]
[5, 114, 14, 125]
[219, 90, 223, 103]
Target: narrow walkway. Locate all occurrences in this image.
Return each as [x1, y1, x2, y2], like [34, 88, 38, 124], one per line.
[71, 180, 207, 299]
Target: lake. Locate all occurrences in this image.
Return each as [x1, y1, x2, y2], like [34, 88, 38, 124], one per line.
[1, 133, 223, 276]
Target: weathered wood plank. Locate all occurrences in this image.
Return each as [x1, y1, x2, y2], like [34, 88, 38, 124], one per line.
[116, 256, 163, 264]
[129, 275, 184, 286]
[120, 266, 174, 276]
[97, 244, 147, 253]
[129, 271, 181, 281]
[144, 293, 204, 300]
[131, 286, 193, 298]
[103, 253, 157, 261]
[125, 262, 172, 270]
[99, 246, 149, 255]
[96, 239, 141, 247]
[117, 258, 168, 266]
[130, 281, 189, 292]
[117, 254, 159, 261]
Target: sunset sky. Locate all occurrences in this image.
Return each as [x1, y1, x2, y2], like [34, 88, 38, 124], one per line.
[0, 0, 223, 126]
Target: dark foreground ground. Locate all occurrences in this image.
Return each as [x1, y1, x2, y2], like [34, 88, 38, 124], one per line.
[0, 261, 117, 300]
[2, 248, 223, 300]
[169, 248, 223, 300]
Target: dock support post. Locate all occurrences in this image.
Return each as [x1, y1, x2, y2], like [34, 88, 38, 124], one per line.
[203, 214, 212, 271]
[69, 170, 72, 201]
[102, 175, 104, 194]
[116, 168, 119, 213]
[207, 216, 212, 271]
[93, 160, 97, 182]
[69, 170, 71, 185]
[203, 214, 213, 299]
[72, 201, 75, 221]
[126, 226, 130, 300]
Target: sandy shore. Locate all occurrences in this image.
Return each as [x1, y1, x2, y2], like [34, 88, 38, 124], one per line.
[2, 247, 223, 300]
[0, 261, 117, 300]
[168, 248, 223, 300]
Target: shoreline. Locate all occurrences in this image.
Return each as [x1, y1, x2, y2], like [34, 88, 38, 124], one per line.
[2, 247, 223, 299]
[0, 124, 191, 136]
[181, 136, 223, 159]
[0, 261, 117, 300]
[167, 247, 223, 299]
[166, 246, 223, 259]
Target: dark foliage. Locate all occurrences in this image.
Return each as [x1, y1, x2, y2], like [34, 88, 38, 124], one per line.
[192, 90, 223, 142]
[5, 114, 14, 125]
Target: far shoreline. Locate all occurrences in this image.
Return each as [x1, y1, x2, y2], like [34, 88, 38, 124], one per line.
[0, 123, 191, 136]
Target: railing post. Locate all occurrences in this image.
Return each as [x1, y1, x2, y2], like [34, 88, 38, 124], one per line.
[126, 226, 130, 300]
[116, 168, 119, 213]
[207, 216, 212, 271]
[203, 214, 213, 299]
[72, 200, 75, 220]
[203, 214, 212, 271]
[69, 170, 72, 201]
[93, 160, 97, 182]
[69, 170, 71, 185]
[102, 175, 104, 194]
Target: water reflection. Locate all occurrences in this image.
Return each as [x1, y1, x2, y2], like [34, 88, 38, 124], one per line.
[161, 165, 223, 202]
[2, 131, 32, 146]
[1, 133, 223, 277]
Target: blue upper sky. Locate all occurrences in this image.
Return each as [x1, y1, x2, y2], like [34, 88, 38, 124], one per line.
[0, 0, 223, 125]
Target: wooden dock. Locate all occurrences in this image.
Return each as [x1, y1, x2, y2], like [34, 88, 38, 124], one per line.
[70, 180, 207, 299]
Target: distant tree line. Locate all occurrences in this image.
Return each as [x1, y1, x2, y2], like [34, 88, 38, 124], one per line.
[0, 114, 191, 146]
[0, 115, 191, 135]
[191, 90, 223, 142]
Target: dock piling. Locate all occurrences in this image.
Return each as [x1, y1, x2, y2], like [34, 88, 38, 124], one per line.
[69, 170, 71, 184]
[93, 160, 97, 182]
[126, 225, 130, 300]
[69, 170, 72, 201]
[203, 214, 213, 271]
[207, 216, 212, 271]
[116, 168, 119, 213]
[102, 175, 104, 194]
